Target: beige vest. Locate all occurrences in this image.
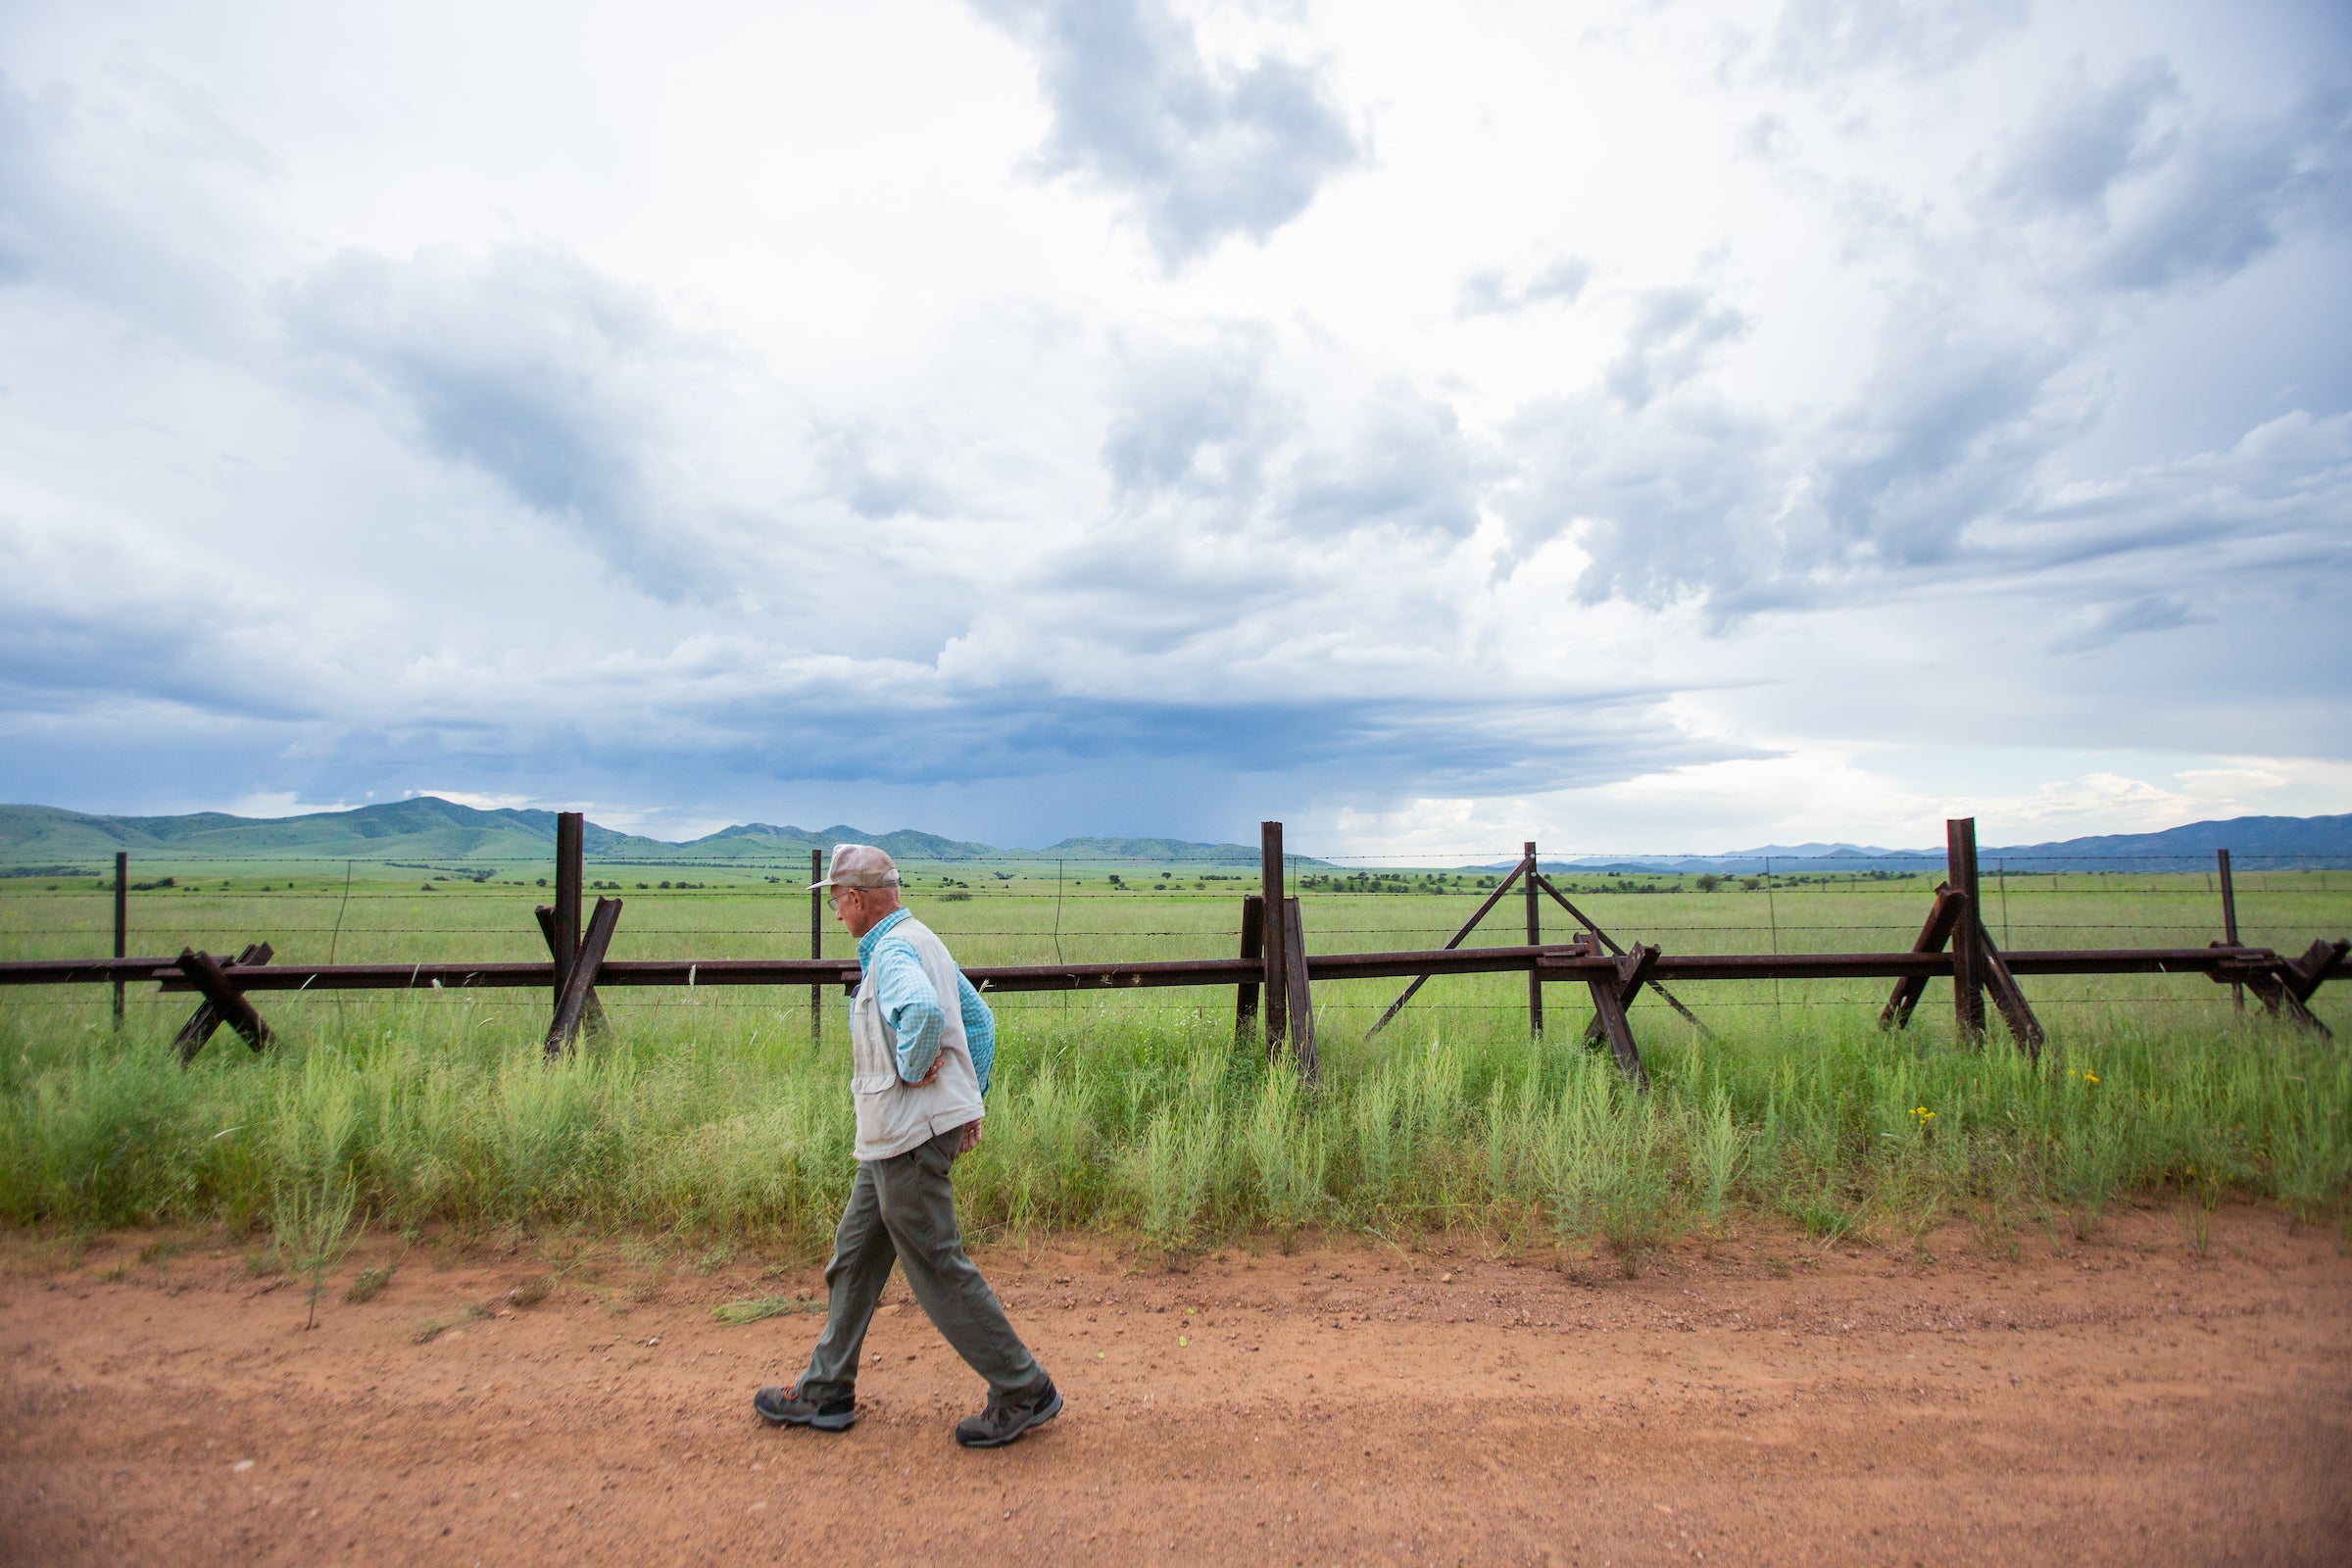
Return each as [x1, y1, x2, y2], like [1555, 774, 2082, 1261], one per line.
[849, 915, 984, 1161]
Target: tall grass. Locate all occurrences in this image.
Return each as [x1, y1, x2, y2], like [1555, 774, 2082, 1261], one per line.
[4, 991, 2347, 1260]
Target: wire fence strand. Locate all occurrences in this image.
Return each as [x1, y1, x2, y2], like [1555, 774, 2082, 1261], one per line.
[8, 847, 2344, 1037]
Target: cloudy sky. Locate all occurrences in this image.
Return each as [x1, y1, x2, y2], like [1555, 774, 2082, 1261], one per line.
[2, 0, 2348, 857]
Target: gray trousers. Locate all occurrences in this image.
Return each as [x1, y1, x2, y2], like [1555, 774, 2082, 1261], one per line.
[795, 1127, 1050, 1406]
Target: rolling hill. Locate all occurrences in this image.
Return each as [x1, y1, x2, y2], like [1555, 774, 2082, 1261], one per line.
[0, 799, 1201, 870]
[3, 799, 2345, 875]
[1537, 814, 2352, 874]
[0, 799, 994, 870]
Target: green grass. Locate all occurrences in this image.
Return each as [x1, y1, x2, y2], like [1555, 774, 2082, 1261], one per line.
[2, 872, 2347, 1260]
[2, 986, 2346, 1261]
[712, 1294, 823, 1325]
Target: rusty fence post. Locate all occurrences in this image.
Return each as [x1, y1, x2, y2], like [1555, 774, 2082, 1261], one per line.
[2219, 849, 2242, 1013]
[1260, 821, 1288, 1054]
[1283, 895, 1317, 1084]
[810, 848, 824, 1040]
[554, 811, 583, 1029]
[1947, 817, 1985, 1043]
[546, 896, 622, 1058]
[1880, 887, 1964, 1032]
[532, 906, 608, 1035]
[1524, 839, 1543, 1038]
[1235, 892, 1264, 1042]
[1582, 942, 1654, 1091]
[112, 851, 127, 1033]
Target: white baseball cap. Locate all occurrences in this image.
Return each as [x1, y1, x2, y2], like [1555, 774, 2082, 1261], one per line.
[808, 843, 901, 891]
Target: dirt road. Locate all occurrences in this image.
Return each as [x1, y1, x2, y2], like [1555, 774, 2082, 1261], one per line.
[4, 1205, 2348, 1565]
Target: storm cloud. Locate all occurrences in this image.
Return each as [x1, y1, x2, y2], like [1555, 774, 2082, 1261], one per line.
[970, 0, 1361, 267]
[0, 0, 2346, 853]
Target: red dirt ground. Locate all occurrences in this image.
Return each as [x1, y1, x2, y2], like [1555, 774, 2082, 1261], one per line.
[4, 1205, 2348, 1566]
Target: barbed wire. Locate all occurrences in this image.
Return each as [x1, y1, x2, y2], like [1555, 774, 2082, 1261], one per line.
[6, 915, 2319, 944]
[76, 992, 2248, 1020]
[59, 1002, 2302, 1030]
[3, 875, 2336, 902]
[4, 849, 2344, 871]
[9, 858, 2339, 1031]
[1, 926, 2325, 960]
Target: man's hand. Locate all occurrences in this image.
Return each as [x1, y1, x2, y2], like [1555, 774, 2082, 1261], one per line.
[910, 1052, 946, 1088]
[956, 1118, 984, 1153]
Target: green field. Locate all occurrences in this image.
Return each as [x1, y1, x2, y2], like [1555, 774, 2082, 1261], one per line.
[3, 862, 2348, 1261]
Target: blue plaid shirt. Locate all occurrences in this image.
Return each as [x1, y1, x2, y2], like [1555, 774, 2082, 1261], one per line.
[855, 907, 997, 1095]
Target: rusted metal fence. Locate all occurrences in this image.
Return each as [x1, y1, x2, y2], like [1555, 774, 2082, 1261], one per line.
[3, 815, 2344, 1092]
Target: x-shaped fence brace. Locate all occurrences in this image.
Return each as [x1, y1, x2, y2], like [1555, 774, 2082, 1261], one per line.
[1878, 883, 2048, 1059]
[1363, 849, 1706, 1088]
[544, 897, 623, 1058]
[2221, 936, 2347, 1041]
[162, 895, 636, 1065]
[1531, 873, 1710, 1041]
[173, 943, 275, 1062]
[534, 903, 610, 1044]
[1581, 941, 1657, 1091]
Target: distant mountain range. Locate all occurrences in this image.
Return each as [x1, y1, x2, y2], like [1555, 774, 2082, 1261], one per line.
[2, 798, 2346, 875]
[1516, 813, 2352, 874]
[0, 798, 1280, 870]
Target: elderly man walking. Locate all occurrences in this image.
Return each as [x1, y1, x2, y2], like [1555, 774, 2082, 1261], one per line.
[753, 844, 1060, 1447]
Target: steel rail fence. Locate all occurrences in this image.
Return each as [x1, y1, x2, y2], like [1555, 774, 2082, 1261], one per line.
[5, 816, 2346, 1083]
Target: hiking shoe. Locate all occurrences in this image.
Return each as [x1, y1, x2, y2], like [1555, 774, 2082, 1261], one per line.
[754, 1385, 857, 1431]
[954, 1380, 1062, 1448]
